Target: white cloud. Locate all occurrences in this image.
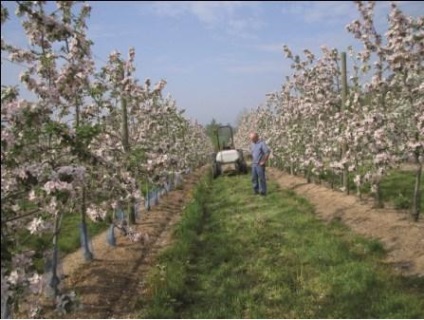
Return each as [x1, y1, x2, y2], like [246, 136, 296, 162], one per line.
[152, 1, 189, 18]
[280, 1, 357, 25]
[151, 1, 263, 38]
[281, 1, 424, 27]
[304, 2, 356, 24]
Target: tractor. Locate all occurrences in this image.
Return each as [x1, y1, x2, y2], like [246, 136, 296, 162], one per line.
[211, 125, 248, 178]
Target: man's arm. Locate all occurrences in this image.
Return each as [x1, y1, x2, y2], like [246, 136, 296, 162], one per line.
[259, 141, 271, 166]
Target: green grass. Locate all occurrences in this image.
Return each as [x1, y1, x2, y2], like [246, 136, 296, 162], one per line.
[380, 170, 423, 210]
[19, 213, 110, 273]
[11, 193, 114, 273]
[58, 214, 110, 254]
[140, 174, 424, 318]
[317, 168, 422, 210]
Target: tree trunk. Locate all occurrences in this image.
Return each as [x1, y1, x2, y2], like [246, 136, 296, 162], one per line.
[80, 187, 93, 261]
[50, 212, 62, 297]
[306, 165, 312, 183]
[412, 158, 422, 221]
[129, 199, 136, 224]
[374, 182, 384, 209]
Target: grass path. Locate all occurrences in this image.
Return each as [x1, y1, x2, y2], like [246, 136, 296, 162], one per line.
[141, 174, 424, 318]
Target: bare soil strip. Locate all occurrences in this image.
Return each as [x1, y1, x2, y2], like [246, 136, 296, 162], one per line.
[47, 167, 207, 319]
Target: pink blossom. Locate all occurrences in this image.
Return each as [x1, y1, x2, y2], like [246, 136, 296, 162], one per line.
[87, 205, 107, 222]
[27, 217, 45, 235]
[28, 273, 43, 294]
[6, 270, 19, 286]
[28, 190, 36, 201]
[42, 180, 74, 195]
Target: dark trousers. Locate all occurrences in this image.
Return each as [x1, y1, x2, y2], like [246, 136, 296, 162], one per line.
[252, 164, 267, 194]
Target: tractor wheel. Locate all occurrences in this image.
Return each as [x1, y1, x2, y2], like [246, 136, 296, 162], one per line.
[240, 161, 248, 174]
[235, 160, 248, 175]
[212, 162, 221, 179]
[235, 161, 240, 173]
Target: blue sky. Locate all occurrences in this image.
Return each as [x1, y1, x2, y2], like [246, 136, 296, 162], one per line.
[2, 1, 424, 125]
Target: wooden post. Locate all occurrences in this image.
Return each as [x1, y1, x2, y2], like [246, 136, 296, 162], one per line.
[121, 66, 130, 153]
[341, 52, 349, 194]
[121, 65, 136, 224]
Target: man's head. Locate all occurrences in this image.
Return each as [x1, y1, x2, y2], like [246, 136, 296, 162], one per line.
[249, 132, 259, 143]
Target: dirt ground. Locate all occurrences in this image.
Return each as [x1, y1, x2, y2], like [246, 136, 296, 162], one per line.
[268, 168, 424, 278]
[40, 165, 423, 318]
[40, 167, 207, 319]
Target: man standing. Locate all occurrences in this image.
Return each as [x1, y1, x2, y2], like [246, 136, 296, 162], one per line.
[249, 132, 271, 196]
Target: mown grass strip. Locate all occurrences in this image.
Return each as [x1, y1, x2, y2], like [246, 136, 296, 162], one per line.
[314, 168, 423, 210]
[141, 173, 424, 319]
[379, 170, 423, 210]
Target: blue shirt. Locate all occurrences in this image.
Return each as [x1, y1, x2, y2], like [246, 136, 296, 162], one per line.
[251, 140, 270, 165]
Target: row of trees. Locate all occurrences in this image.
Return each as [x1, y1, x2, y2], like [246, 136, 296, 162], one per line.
[235, 1, 423, 219]
[1, 2, 212, 317]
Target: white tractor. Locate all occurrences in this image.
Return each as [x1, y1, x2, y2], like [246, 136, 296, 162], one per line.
[211, 125, 248, 178]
